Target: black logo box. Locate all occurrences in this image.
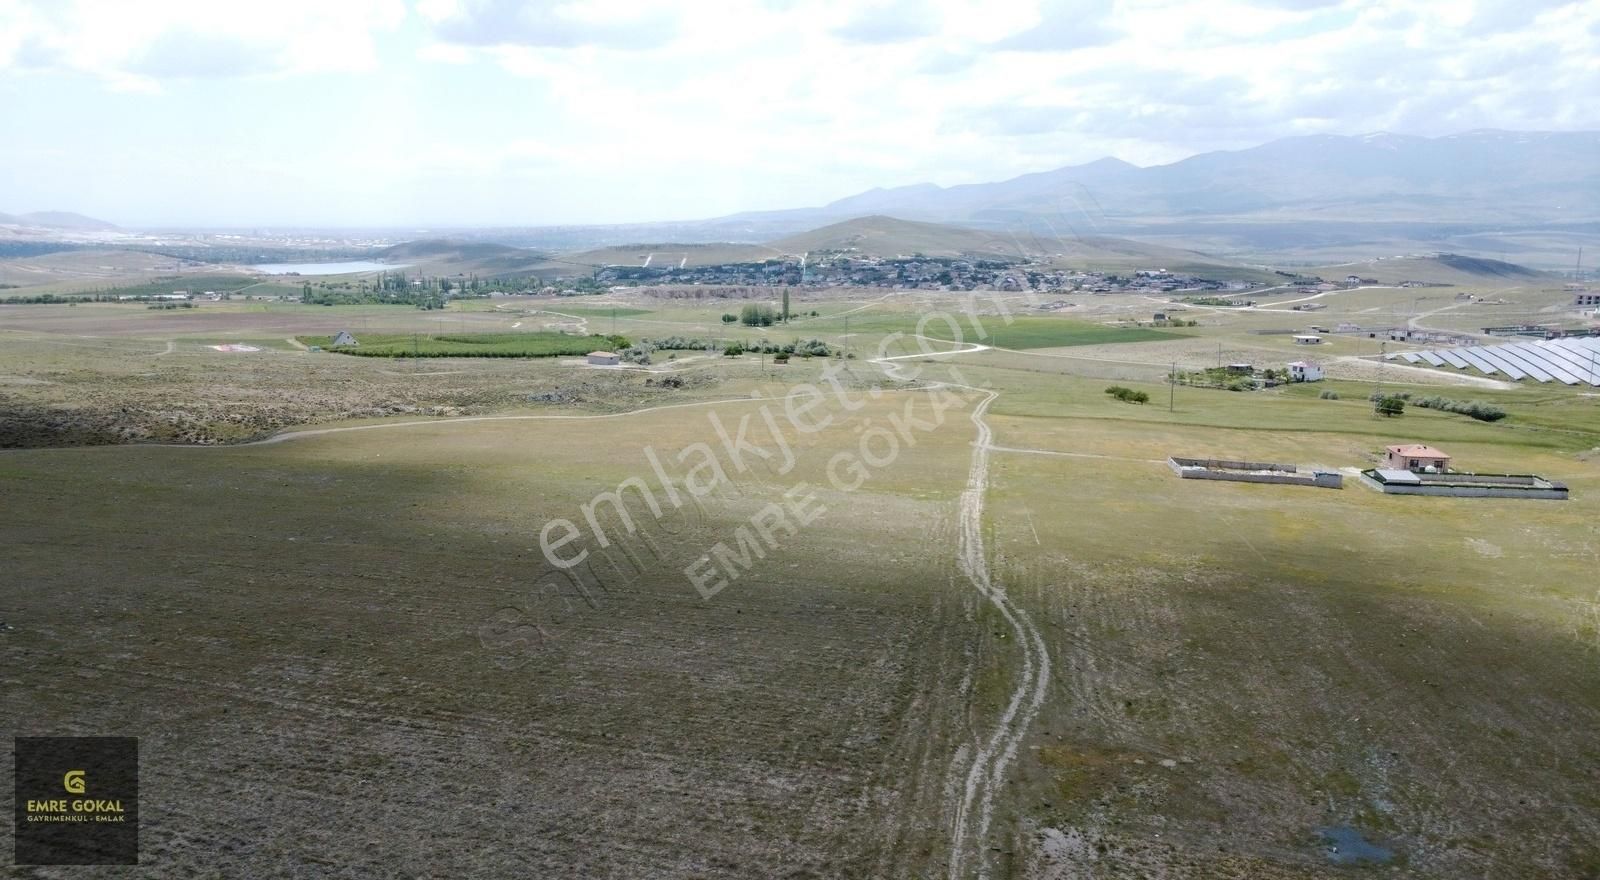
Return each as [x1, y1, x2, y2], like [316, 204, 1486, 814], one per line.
[13, 737, 139, 866]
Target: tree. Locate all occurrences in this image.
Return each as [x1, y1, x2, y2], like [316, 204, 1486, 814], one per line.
[721, 313, 737, 323]
[781, 287, 790, 322]
[1375, 395, 1405, 417]
[739, 303, 776, 326]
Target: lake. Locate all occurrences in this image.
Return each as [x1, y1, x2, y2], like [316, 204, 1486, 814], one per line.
[250, 260, 407, 275]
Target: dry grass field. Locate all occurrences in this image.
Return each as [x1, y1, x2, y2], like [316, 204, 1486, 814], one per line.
[4, 276, 1599, 877]
[2, 392, 992, 877]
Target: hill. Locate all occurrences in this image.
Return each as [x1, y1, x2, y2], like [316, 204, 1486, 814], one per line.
[504, 216, 1272, 280]
[767, 216, 1019, 259]
[562, 241, 785, 269]
[1312, 253, 1550, 286]
[763, 216, 1266, 277]
[0, 247, 210, 290]
[379, 239, 551, 276]
[1, 211, 118, 230]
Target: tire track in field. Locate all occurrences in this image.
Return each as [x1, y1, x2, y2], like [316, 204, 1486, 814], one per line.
[871, 343, 1050, 880]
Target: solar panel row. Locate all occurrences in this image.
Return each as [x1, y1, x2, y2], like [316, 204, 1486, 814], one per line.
[1388, 336, 1600, 384]
[1392, 336, 1600, 386]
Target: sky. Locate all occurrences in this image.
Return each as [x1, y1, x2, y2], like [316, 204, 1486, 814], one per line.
[1, 0, 1596, 227]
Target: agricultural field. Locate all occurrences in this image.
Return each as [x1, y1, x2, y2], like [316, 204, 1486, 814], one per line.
[298, 332, 632, 358]
[3, 276, 1599, 877]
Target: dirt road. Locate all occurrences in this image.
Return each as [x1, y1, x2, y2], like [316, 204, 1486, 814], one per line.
[871, 340, 1052, 880]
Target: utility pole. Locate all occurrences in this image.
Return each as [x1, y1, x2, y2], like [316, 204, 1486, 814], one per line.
[1170, 362, 1176, 412]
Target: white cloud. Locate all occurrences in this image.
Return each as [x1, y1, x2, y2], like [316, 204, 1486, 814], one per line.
[0, 0, 406, 88]
[3, 0, 1597, 224]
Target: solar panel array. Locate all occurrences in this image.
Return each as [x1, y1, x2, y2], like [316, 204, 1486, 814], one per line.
[1392, 336, 1600, 386]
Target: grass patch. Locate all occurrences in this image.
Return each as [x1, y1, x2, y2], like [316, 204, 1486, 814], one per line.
[923, 317, 1185, 350]
[537, 306, 652, 317]
[298, 331, 630, 358]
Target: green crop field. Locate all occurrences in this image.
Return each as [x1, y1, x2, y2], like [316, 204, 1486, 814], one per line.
[298, 331, 631, 358]
[925, 316, 1185, 349]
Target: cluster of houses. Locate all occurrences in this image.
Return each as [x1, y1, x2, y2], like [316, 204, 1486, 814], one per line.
[592, 255, 1252, 294]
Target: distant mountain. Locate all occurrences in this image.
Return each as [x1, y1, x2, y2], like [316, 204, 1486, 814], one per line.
[655, 131, 1598, 268]
[756, 131, 1600, 229]
[1, 211, 119, 231]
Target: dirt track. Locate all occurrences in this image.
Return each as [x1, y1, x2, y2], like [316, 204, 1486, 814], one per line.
[872, 341, 1052, 879]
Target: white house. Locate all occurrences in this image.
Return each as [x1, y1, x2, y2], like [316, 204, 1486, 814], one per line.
[331, 330, 359, 347]
[1288, 361, 1324, 382]
[587, 351, 620, 366]
[1292, 334, 1323, 345]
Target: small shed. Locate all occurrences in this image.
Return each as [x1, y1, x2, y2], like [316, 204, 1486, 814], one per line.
[331, 330, 359, 347]
[1225, 363, 1254, 374]
[587, 351, 620, 366]
[1293, 334, 1323, 345]
[1287, 361, 1324, 382]
[1384, 444, 1451, 472]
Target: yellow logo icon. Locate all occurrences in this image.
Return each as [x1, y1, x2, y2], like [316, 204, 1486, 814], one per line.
[63, 770, 86, 795]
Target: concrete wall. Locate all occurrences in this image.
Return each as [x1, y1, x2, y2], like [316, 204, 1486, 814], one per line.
[1374, 483, 1568, 500]
[1168, 458, 1343, 489]
[1359, 470, 1568, 500]
[1414, 472, 1537, 486]
[1170, 457, 1296, 473]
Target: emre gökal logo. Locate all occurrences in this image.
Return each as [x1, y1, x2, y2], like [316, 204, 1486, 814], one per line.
[13, 737, 139, 865]
[26, 767, 126, 820]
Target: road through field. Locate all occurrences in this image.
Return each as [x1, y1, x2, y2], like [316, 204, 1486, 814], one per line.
[872, 341, 1052, 880]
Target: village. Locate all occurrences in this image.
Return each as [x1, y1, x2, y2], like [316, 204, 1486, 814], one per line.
[594, 254, 1250, 293]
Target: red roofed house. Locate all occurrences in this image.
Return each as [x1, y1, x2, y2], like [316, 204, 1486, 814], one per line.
[1384, 444, 1451, 472]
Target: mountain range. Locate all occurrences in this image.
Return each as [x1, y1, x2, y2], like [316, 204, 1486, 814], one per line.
[654, 130, 1599, 266]
[0, 211, 118, 231]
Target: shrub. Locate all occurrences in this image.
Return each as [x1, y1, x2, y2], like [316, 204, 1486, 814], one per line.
[1412, 395, 1506, 422]
[1319, 390, 1340, 400]
[1104, 385, 1148, 404]
[721, 313, 737, 323]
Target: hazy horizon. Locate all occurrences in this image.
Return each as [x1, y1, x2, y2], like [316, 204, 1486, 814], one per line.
[3, 0, 1598, 228]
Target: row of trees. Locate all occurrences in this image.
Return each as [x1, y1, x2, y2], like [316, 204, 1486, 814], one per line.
[1366, 390, 1507, 422]
[720, 303, 820, 326]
